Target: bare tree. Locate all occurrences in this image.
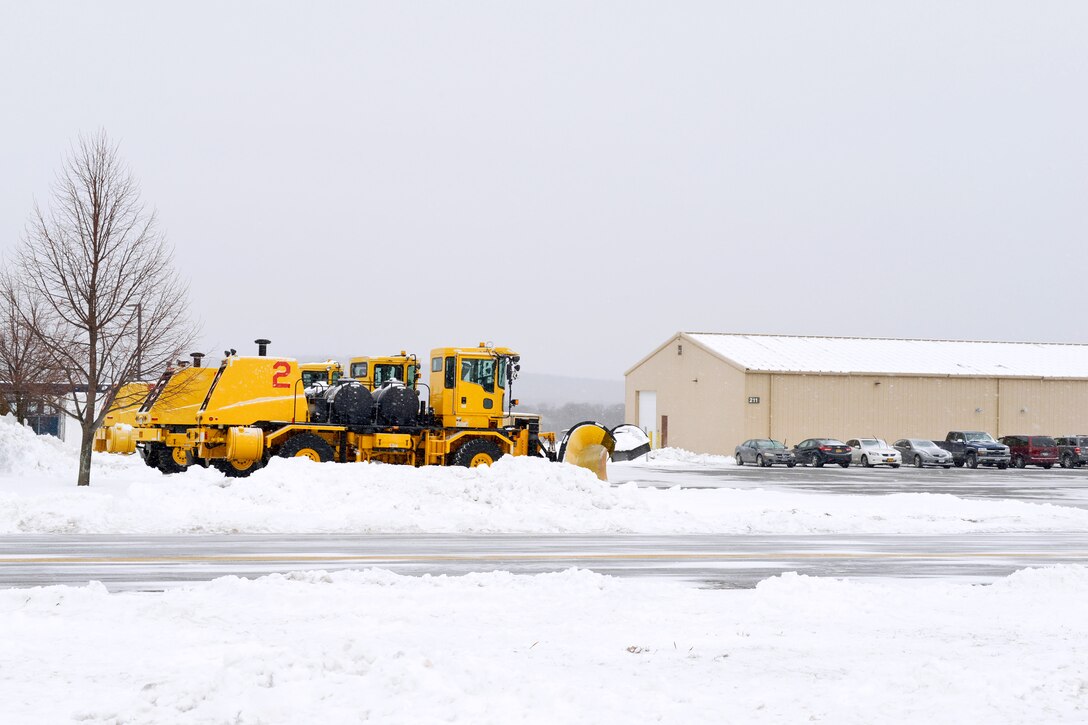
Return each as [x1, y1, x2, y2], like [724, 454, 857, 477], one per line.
[0, 272, 65, 423]
[11, 131, 195, 485]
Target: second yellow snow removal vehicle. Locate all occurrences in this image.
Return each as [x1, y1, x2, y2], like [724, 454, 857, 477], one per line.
[92, 381, 154, 452]
[300, 360, 343, 389]
[100, 353, 219, 473]
[186, 340, 647, 479]
[346, 352, 419, 390]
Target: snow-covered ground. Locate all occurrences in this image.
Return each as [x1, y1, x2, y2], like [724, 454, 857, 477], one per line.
[4, 566, 1088, 724]
[6, 416, 1088, 722]
[4, 417, 1088, 535]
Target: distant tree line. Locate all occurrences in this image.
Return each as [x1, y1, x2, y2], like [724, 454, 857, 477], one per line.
[522, 401, 626, 435]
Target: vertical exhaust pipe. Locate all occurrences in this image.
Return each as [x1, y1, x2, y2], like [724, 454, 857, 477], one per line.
[255, 339, 271, 357]
[190, 352, 205, 368]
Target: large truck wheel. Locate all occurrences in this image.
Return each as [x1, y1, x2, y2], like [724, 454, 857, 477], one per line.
[966, 452, 978, 469]
[212, 457, 264, 478]
[452, 439, 504, 468]
[277, 433, 335, 463]
[155, 445, 190, 475]
[139, 445, 160, 470]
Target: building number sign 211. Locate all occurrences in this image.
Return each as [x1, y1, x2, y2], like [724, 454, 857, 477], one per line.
[748, 396, 760, 404]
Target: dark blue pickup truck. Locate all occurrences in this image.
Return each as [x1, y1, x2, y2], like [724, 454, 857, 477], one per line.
[935, 431, 1011, 469]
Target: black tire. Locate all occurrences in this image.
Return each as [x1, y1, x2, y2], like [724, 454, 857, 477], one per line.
[452, 438, 505, 468]
[966, 452, 978, 469]
[943, 465, 952, 469]
[1061, 454, 1075, 469]
[914, 454, 923, 468]
[890, 463, 900, 469]
[138, 445, 160, 470]
[277, 432, 335, 462]
[154, 445, 189, 475]
[813, 456, 824, 468]
[756, 454, 767, 467]
[861, 455, 872, 468]
[212, 457, 265, 478]
[1014, 455, 1026, 469]
[736, 453, 744, 466]
[997, 462, 1008, 470]
[786, 461, 796, 468]
[1042, 463, 1053, 470]
[954, 460, 964, 468]
[839, 461, 850, 468]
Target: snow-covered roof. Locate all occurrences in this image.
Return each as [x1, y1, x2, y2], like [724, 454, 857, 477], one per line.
[684, 333, 1088, 378]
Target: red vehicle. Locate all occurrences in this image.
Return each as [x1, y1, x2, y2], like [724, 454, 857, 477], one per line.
[998, 435, 1059, 469]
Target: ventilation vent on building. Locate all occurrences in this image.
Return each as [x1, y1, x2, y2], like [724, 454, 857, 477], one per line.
[677, 344, 683, 356]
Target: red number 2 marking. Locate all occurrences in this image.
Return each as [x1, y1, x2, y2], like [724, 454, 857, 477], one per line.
[272, 361, 292, 389]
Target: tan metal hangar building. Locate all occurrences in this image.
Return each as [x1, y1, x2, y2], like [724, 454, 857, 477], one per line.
[624, 332, 1088, 455]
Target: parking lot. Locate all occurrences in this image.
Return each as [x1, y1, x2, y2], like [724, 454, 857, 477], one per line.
[618, 460, 1088, 508]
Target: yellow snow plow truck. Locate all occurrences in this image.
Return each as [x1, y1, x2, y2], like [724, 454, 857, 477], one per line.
[98, 353, 218, 473]
[187, 340, 647, 480]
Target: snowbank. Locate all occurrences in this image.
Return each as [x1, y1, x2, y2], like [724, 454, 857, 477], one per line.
[629, 446, 736, 466]
[3, 565, 1087, 723]
[4, 415, 1088, 535]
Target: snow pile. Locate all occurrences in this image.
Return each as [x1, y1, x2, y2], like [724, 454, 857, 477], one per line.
[0, 413, 72, 476]
[5, 415, 1088, 535]
[3, 565, 1087, 723]
[632, 446, 735, 466]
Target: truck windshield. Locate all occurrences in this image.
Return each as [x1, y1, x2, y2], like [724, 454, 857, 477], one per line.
[374, 364, 403, 386]
[460, 357, 496, 393]
[964, 432, 995, 443]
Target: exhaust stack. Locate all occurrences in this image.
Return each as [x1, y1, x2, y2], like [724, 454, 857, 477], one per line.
[255, 339, 271, 357]
[190, 352, 205, 368]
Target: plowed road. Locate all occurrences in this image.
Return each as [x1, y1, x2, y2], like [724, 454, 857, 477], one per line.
[3, 533, 1088, 591]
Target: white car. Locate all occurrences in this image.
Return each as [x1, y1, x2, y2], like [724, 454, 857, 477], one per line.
[846, 438, 902, 468]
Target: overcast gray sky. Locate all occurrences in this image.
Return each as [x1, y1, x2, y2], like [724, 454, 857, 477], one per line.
[2, 2, 1086, 380]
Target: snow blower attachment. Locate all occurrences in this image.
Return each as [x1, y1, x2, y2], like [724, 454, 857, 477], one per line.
[558, 422, 653, 480]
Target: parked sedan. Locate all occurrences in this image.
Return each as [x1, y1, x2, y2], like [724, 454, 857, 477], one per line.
[893, 439, 954, 468]
[735, 439, 796, 467]
[846, 438, 901, 468]
[792, 438, 852, 468]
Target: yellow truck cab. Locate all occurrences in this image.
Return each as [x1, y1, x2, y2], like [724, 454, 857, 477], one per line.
[347, 352, 420, 389]
[300, 360, 342, 389]
[428, 343, 517, 429]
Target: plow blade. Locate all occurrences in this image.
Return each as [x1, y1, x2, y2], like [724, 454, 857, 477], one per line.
[610, 424, 652, 461]
[558, 421, 652, 480]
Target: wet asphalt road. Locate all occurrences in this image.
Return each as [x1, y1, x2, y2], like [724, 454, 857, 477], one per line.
[2, 532, 1088, 592]
[3, 465, 1088, 592]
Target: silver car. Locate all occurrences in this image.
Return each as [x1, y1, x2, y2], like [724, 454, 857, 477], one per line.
[735, 439, 796, 467]
[894, 439, 954, 469]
